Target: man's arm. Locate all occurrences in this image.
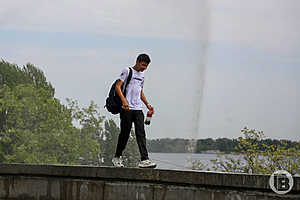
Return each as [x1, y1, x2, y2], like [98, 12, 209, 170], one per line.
[141, 90, 154, 113]
[115, 80, 129, 111]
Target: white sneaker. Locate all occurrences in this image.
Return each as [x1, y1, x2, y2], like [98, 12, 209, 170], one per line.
[138, 159, 157, 168]
[112, 157, 124, 167]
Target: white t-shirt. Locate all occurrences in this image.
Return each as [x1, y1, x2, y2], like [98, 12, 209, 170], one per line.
[119, 67, 144, 110]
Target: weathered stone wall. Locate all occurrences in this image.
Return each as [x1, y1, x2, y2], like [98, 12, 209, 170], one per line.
[0, 164, 299, 200]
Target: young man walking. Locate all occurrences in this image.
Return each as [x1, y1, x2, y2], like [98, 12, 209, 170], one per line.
[112, 53, 156, 168]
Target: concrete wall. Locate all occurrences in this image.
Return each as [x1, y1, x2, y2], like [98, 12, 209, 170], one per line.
[0, 164, 299, 200]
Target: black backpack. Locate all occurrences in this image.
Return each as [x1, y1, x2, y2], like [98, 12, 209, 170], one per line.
[105, 67, 133, 114]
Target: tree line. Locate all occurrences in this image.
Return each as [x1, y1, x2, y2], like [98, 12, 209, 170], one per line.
[148, 137, 300, 154]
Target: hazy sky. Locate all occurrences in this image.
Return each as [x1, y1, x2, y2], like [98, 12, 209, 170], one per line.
[1, 0, 299, 140]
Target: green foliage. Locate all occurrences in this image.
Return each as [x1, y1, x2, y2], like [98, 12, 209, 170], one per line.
[147, 138, 190, 153]
[0, 61, 100, 165]
[0, 61, 54, 95]
[0, 61, 54, 133]
[122, 132, 140, 167]
[0, 60, 141, 167]
[216, 138, 238, 153]
[195, 138, 240, 153]
[67, 99, 104, 165]
[101, 119, 120, 166]
[196, 138, 216, 152]
[191, 127, 300, 175]
[0, 83, 79, 164]
[148, 137, 240, 154]
[188, 158, 208, 171]
[101, 119, 140, 167]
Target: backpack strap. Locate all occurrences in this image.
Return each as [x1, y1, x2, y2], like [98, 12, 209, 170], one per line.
[123, 67, 132, 97]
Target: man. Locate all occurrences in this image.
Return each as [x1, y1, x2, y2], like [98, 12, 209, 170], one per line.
[112, 53, 156, 168]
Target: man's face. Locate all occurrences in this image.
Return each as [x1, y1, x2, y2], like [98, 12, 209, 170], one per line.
[136, 61, 149, 72]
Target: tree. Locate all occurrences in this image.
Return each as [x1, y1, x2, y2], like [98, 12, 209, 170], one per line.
[0, 61, 102, 165]
[67, 99, 104, 165]
[101, 119, 140, 167]
[0, 61, 55, 133]
[0, 84, 79, 163]
[195, 138, 216, 153]
[101, 119, 120, 166]
[215, 138, 237, 153]
[147, 138, 190, 153]
[122, 132, 140, 167]
[191, 127, 300, 175]
[0, 61, 54, 94]
[22, 63, 55, 96]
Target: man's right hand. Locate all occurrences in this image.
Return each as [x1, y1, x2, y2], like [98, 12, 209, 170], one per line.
[115, 80, 130, 111]
[122, 102, 130, 111]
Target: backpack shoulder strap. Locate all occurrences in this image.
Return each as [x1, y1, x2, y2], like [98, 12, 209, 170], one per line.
[123, 67, 132, 97]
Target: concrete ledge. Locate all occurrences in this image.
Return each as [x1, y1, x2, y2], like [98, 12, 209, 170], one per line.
[0, 163, 299, 192]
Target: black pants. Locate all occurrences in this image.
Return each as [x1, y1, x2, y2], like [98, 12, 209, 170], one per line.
[115, 110, 149, 161]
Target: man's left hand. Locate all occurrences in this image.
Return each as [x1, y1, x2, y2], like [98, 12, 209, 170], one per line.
[147, 104, 154, 114]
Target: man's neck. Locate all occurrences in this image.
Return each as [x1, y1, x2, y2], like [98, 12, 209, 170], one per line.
[132, 65, 140, 72]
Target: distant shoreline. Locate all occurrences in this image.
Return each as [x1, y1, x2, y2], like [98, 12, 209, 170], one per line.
[148, 137, 299, 154]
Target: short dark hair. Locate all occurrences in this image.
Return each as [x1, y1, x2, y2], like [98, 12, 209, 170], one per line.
[136, 53, 151, 64]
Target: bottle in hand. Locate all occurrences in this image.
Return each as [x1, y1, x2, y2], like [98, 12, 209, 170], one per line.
[145, 110, 153, 125]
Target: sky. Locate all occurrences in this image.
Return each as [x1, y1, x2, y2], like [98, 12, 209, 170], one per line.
[1, 0, 299, 141]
